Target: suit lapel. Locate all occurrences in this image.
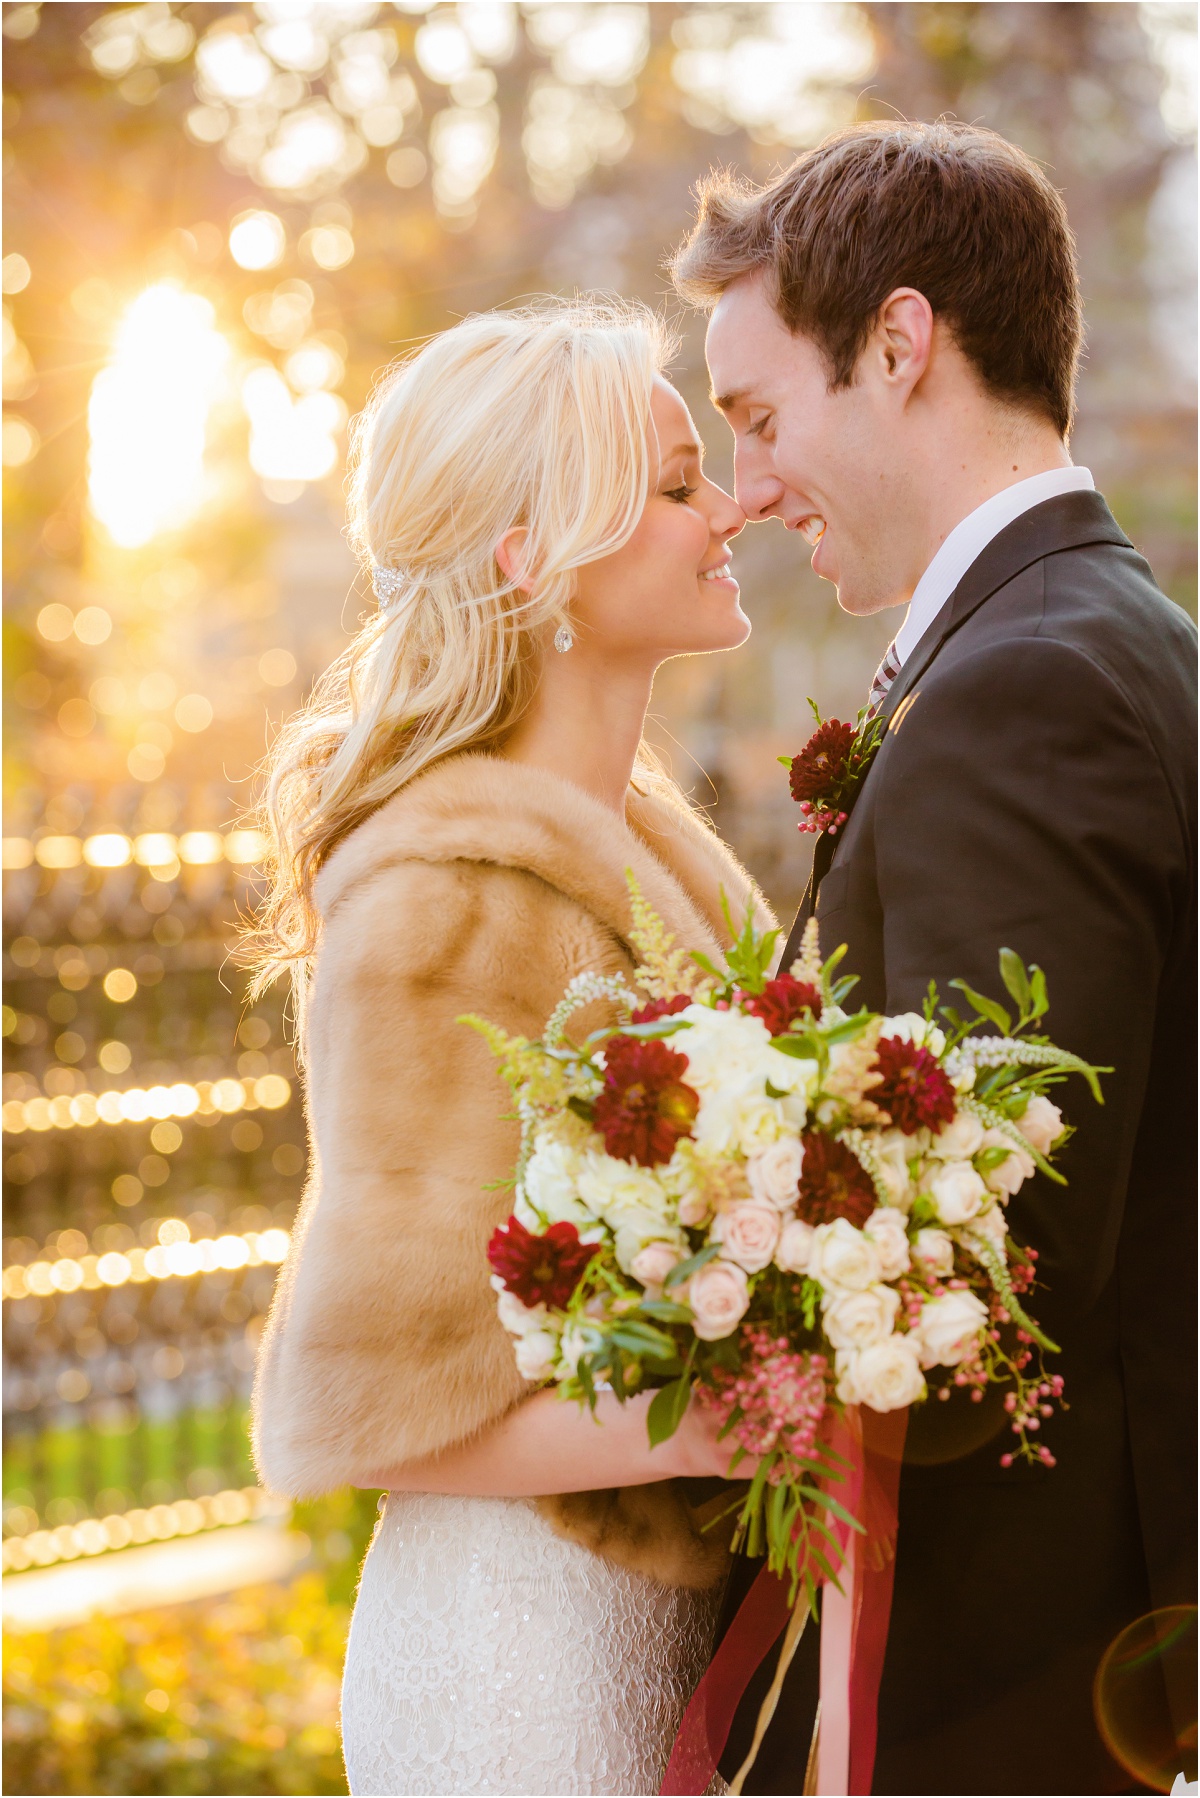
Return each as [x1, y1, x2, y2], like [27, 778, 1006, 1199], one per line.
[784, 490, 1131, 961]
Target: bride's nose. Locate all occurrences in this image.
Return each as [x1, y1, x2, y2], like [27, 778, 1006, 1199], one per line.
[708, 483, 746, 545]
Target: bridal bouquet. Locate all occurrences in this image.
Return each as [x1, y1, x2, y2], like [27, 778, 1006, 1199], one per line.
[467, 880, 1101, 1594]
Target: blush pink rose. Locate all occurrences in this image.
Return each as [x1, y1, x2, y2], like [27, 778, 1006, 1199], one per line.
[710, 1200, 781, 1273]
[687, 1260, 751, 1341]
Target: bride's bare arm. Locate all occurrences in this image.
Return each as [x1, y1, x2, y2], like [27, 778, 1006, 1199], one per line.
[356, 1388, 747, 1495]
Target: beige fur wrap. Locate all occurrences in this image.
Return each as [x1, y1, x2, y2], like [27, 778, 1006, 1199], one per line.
[251, 751, 775, 1589]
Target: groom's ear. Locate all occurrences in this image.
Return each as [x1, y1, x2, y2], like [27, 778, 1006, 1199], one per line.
[871, 288, 935, 397]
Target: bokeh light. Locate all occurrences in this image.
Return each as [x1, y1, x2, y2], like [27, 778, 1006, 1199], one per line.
[1094, 1606, 1197, 1792]
[228, 208, 286, 270]
[87, 284, 231, 548]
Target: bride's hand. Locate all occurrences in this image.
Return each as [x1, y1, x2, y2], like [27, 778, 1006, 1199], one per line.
[664, 1393, 758, 1482]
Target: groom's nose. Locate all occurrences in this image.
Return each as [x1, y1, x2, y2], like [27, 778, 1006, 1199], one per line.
[733, 439, 787, 523]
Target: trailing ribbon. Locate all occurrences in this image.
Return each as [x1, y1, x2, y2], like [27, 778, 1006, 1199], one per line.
[660, 1405, 907, 1798]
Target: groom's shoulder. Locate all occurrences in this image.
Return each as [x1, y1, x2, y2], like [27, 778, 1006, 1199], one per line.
[950, 530, 1196, 732]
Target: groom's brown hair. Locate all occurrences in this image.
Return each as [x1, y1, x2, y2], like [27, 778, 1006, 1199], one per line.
[671, 119, 1082, 437]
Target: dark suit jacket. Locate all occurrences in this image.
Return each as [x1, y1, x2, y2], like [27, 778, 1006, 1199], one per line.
[722, 492, 1197, 1796]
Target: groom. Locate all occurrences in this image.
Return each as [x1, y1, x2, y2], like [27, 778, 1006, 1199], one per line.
[673, 120, 1197, 1794]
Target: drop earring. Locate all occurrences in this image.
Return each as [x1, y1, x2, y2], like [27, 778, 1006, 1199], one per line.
[554, 625, 573, 654]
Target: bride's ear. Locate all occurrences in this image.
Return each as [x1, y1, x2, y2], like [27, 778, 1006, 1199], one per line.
[495, 527, 535, 594]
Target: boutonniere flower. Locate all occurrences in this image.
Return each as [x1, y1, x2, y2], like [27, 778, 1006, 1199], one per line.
[780, 701, 884, 836]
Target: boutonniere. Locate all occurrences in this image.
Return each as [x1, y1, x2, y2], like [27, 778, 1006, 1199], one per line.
[779, 700, 884, 837]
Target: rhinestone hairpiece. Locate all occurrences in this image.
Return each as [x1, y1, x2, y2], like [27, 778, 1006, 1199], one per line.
[372, 564, 407, 609]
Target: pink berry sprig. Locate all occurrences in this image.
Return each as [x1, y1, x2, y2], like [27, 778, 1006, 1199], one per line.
[797, 803, 850, 837]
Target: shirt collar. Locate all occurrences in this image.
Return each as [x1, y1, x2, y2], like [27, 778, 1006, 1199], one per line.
[893, 466, 1096, 666]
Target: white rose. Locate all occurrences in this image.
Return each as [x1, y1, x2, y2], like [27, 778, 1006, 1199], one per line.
[514, 1329, 559, 1381]
[929, 1111, 985, 1161]
[496, 1289, 551, 1337]
[775, 1218, 815, 1274]
[864, 1207, 911, 1280]
[929, 1160, 987, 1225]
[872, 1129, 916, 1210]
[732, 1094, 791, 1155]
[912, 1227, 956, 1279]
[914, 1290, 989, 1368]
[881, 1012, 946, 1057]
[965, 1203, 1009, 1252]
[807, 1217, 882, 1293]
[687, 1260, 751, 1341]
[823, 1284, 900, 1350]
[747, 1138, 804, 1209]
[980, 1128, 1036, 1198]
[630, 1240, 681, 1290]
[836, 1336, 925, 1411]
[1017, 1095, 1064, 1156]
[710, 1200, 781, 1273]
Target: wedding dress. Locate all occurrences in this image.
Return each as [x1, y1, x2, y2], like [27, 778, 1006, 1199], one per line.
[340, 1490, 724, 1796]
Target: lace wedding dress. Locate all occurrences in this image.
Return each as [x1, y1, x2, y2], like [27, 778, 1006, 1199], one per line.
[340, 1490, 725, 1796]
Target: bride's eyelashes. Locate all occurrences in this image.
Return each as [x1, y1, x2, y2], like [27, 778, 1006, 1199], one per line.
[663, 482, 699, 504]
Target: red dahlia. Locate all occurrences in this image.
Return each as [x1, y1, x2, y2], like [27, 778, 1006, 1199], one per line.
[788, 719, 856, 803]
[487, 1214, 595, 1309]
[871, 1036, 957, 1135]
[630, 994, 693, 1025]
[593, 1035, 699, 1167]
[740, 974, 823, 1034]
[795, 1131, 877, 1228]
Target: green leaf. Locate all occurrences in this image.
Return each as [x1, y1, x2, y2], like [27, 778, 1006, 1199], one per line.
[566, 1095, 596, 1124]
[818, 1010, 874, 1047]
[778, 753, 795, 768]
[637, 1299, 694, 1323]
[646, 1376, 692, 1447]
[663, 1244, 719, 1290]
[948, 979, 1012, 1035]
[1028, 966, 1049, 1020]
[998, 949, 1032, 1013]
[797, 1485, 866, 1534]
[909, 1194, 937, 1228]
[689, 950, 723, 981]
[610, 1323, 677, 1360]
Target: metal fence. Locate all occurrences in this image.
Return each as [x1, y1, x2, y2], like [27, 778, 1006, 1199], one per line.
[3, 800, 304, 1574]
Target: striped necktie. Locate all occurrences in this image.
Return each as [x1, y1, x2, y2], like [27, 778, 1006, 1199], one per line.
[865, 639, 902, 721]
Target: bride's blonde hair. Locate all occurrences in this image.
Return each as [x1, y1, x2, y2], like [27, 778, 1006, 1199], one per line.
[242, 296, 687, 1016]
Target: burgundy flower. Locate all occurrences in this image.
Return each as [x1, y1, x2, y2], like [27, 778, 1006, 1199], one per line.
[630, 994, 693, 1026]
[788, 720, 856, 803]
[740, 974, 823, 1034]
[487, 1214, 595, 1309]
[871, 1036, 957, 1135]
[593, 1035, 699, 1167]
[795, 1132, 877, 1228]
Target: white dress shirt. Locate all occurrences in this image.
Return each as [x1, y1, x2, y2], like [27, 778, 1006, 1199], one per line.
[893, 465, 1096, 666]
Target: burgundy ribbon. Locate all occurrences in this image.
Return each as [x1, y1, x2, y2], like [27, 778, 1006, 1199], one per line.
[660, 1405, 908, 1797]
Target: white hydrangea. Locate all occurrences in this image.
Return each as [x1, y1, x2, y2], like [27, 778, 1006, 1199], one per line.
[673, 1006, 814, 1154]
[519, 1134, 593, 1230]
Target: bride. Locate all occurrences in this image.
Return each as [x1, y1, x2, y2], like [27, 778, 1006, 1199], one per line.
[248, 299, 772, 1796]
